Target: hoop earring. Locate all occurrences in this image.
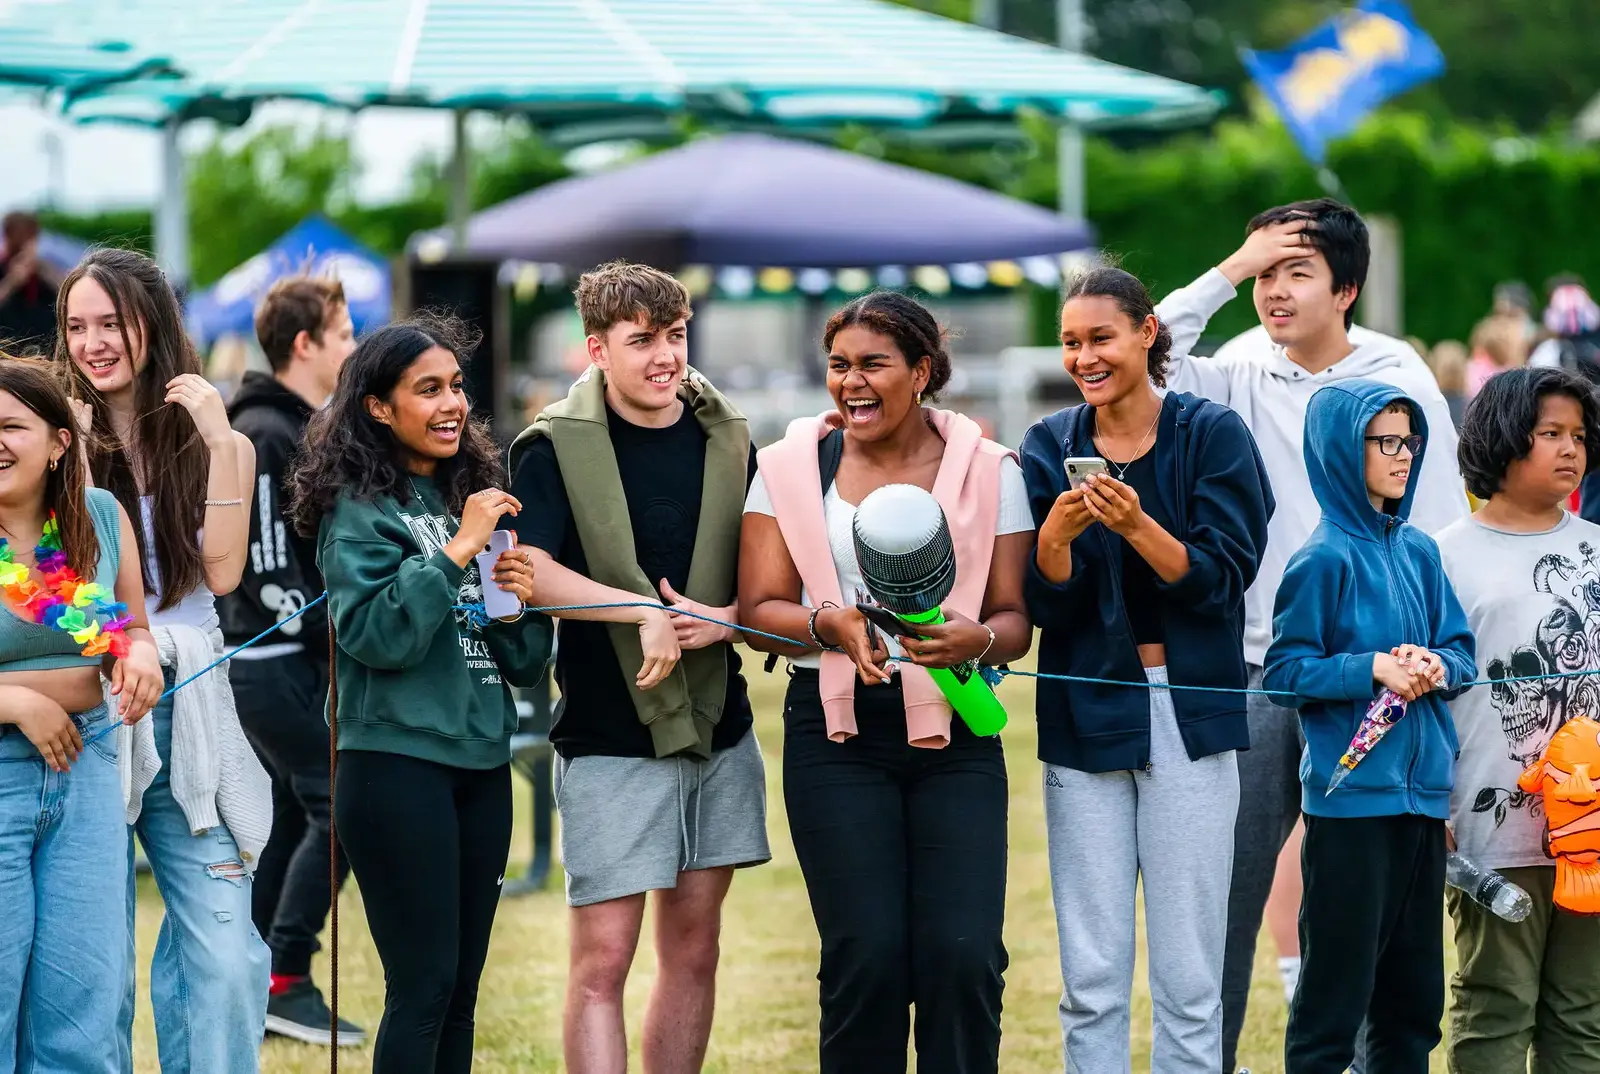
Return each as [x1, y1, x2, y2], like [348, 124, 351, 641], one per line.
[49, 457, 58, 472]
[915, 391, 924, 406]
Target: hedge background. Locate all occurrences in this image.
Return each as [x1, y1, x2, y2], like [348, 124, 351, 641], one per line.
[39, 112, 1600, 349]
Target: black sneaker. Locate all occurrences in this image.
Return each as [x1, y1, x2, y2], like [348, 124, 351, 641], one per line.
[265, 979, 366, 1047]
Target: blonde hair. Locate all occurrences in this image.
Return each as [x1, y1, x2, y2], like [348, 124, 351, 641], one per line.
[1470, 315, 1527, 370]
[1429, 339, 1469, 395]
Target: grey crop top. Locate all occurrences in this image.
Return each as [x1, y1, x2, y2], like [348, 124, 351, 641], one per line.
[0, 487, 123, 673]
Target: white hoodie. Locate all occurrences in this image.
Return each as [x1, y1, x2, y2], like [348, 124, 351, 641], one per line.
[1156, 268, 1471, 666]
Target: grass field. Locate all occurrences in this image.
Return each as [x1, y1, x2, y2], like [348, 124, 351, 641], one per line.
[130, 649, 1454, 1072]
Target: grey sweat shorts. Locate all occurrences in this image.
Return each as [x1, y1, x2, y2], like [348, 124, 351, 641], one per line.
[554, 727, 771, 907]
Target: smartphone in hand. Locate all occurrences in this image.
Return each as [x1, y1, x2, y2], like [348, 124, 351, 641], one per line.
[856, 602, 921, 639]
[1064, 457, 1108, 491]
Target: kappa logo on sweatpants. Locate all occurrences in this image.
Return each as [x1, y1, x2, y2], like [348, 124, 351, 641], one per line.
[1045, 769, 1065, 789]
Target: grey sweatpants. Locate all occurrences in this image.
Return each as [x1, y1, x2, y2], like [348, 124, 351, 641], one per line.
[1221, 667, 1370, 1074]
[1220, 666, 1303, 1072]
[1044, 667, 1240, 1074]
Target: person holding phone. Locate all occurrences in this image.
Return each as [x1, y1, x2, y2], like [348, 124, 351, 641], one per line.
[289, 316, 552, 1074]
[1022, 266, 1273, 1073]
[740, 291, 1033, 1074]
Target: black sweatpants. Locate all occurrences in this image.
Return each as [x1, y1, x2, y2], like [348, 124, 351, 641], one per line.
[1287, 813, 1446, 1074]
[334, 750, 512, 1074]
[233, 653, 346, 977]
[782, 669, 1009, 1074]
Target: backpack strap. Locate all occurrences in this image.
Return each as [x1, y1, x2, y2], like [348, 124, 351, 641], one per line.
[817, 426, 844, 494]
[764, 426, 845, 675]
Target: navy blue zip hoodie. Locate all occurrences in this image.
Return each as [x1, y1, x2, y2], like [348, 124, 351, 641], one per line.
[1022, 391, 1274, 773]
[1263, 379, 1476, 820]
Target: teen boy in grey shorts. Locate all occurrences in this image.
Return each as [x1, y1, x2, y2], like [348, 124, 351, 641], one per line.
[509, 261, 769, 1073]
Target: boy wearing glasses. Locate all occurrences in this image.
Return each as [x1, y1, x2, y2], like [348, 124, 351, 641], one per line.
[1147, 201, 1470, 1071]
[1264, 379, 1477, 1073]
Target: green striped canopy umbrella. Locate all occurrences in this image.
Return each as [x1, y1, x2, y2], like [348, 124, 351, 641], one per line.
[0, 10, 173, 92]
[52, 0, 1220, 132]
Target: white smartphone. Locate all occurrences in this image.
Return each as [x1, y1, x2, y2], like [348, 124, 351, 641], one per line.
[1064, 457, 1108, 491]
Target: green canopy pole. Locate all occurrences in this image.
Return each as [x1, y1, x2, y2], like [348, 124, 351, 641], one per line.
[1056, 0, 1086, 225]
[449, 108, 471, 251]
[154, 117, 190, 289]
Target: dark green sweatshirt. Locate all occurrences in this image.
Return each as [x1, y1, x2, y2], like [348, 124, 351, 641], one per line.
[317, 475, 552, 769]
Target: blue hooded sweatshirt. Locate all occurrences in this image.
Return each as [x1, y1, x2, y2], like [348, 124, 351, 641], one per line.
[1264, 378, 1476, 820]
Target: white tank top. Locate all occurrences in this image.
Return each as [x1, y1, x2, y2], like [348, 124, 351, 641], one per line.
[139, 495, 218, 631]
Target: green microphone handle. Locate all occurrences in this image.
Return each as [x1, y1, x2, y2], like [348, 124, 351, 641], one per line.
[899, 607, 1009, 736]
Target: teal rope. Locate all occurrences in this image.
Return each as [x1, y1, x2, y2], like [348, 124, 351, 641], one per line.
[81, 594, 329, 745]
[451, 599, 1600, 697]
[84, 591, 1600, 728]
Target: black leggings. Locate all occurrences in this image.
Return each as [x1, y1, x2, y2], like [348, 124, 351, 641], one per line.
[782, 670, 1009, 1074]
[334, 750, 512, 1074]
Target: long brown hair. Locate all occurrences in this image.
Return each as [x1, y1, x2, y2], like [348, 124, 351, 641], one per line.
[0, 356, 99, 578]
[54, 249, 207, 609]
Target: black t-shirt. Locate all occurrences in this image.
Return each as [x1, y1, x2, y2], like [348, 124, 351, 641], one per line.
[511, 404, 757, 759]
[1095, 440, 1173, 646]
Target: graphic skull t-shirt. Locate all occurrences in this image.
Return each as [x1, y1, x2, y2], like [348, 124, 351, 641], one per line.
[1437, 512, 1600, 869]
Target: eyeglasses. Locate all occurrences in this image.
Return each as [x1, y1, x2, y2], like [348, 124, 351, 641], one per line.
[1364, 434, 1424, 457]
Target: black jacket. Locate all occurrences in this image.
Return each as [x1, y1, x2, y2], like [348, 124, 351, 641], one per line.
[1020, 392, 1275, 773]
[218, 371, 327, 661]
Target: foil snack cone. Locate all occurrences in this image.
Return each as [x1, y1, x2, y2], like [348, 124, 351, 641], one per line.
[1326, 689, 1408, 795]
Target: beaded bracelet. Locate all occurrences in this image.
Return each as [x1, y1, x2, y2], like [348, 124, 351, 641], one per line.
[807, 601, 837, 649]
[205, 498, 244, 507]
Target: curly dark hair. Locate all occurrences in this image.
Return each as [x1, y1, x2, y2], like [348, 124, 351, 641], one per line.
[289, 313, 503, 538]
[1459, 367, 1600, 500]
[1061, 266, 1175, 387]
[822, 291, 953, 398]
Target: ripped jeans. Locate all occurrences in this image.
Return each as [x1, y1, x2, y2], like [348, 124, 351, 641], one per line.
[120, 681, 270, 1073]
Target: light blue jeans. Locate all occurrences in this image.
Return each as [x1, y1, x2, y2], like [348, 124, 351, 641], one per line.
[0, 703, 128, 1074]
[119, 681, 270, 1074]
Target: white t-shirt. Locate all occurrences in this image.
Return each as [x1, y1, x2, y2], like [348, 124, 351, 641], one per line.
[138, 495, 218, 633]
[1158, 270, 1470, 666]
[1436, 512, 1600, 870]
[744, 455, 1033, 669]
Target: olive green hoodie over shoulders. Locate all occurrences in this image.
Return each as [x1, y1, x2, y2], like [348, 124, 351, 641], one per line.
[318, 475, 553, 769]
[507, 366, 749, 760]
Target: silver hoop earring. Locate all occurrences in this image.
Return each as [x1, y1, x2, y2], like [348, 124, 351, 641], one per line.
[915, 391, 924, 406]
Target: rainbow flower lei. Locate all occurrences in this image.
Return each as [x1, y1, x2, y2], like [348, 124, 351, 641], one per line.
[0, 514, 133, 658]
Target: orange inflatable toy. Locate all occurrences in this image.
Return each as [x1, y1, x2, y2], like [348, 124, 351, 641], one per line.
[1519, 714, 1600, 914]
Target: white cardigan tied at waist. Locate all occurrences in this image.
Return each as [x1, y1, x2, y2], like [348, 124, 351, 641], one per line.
[117, 622, 272, 872]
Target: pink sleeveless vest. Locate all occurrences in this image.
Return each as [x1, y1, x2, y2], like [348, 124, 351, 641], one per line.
[756, 408, 1014, 748]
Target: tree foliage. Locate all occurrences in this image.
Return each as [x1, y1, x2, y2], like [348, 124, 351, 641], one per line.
[891, 0, 1600, 132]
[41, 109, 1600, 348]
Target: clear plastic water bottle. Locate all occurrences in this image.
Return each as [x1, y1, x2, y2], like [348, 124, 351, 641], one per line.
[1446, 852, 1534, 922]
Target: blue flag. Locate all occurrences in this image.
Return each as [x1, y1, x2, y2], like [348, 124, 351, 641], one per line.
[1242, 0, 1444, 164]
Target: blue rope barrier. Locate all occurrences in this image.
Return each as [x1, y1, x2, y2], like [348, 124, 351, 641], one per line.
[76, 591, 1600, 749]
[450, 599, 1600, 697]
[82, 594, 328, 745]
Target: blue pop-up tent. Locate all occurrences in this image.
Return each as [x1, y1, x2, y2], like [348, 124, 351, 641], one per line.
[185, 216, 390, 343]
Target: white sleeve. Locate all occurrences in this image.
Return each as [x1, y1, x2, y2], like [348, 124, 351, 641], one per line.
[1409, 389, 1472, 535]
[1155, 268, 1240, 405]
[995, 456, 1034, 535]
[744, 471, 775, 516]
[1529, 339, 1562, 369]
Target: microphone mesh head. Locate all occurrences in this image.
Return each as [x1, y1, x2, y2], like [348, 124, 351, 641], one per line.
[852, 484, 956, 615]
